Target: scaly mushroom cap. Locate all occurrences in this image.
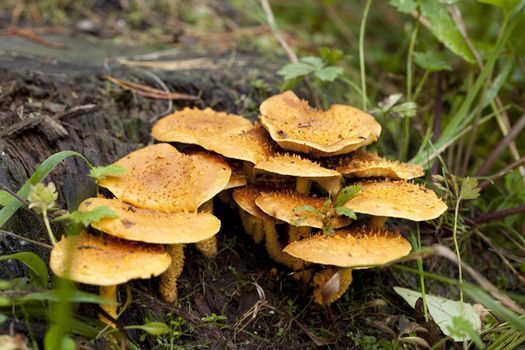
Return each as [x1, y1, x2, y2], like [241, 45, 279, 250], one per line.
[199, 125, 277, 164]
[223, 162, 247, 190]
[343, 180, 447, 221]
[152, 107, 253, 144]
[254, 154, 342, 194]
[232, 186, 278, 222]
[259, 91, 381, 156]
[98, 144, 231, 212]
[255, 191, 351, 229]
[79, 197, 221, 244]
[335, 151, 424, 180]
[283, 226, 411, 267]
[50, 232, 172, 286]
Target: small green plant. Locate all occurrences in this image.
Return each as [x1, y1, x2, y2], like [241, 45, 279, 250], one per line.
[294, 185, 360, 235]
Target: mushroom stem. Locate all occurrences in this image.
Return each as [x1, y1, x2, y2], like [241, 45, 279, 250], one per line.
[195, 200, 218, 258]
[238, 208, 265, 244]
[295, 178, 312, 194]
[313, 268, 353, 305]
[371, 216, 387, 228]
[160, 244, 185, 304]
[263, 219, 304, 270]
[243, 161, 255, 182]
[99, 285, 118, 326]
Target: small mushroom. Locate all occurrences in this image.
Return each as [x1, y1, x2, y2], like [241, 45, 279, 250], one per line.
[283, 226, 411, 304]
[333, 150, 424, 180]
[152, 107, 253, 145]
[50, 232, 171, 322]
[253, 154, 342, 195]
[233, 186, 304, 270]
[342, 180, 448, 227]
[259, 91, 381, 157]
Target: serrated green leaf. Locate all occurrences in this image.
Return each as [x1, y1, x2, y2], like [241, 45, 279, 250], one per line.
[322, 226, 335, 235]
[413, 51, 453, 72]
[335, 185, 361, 207]
[394, 286, 481, 341]
[20, 289, 115, 304]
[319, 47, 343, 65]
[56, 206, 118, 227]
[315, 66, 344, 82]
[0, 151, 90, 229]
[391, 102, 418, 118]
[335, 206, 357, 219]
[277, 63, 315, 81]
[479, 0, 520, 12]
[420, 0, 476, 63]
[0, 252, 48, 288]
[300, 56, 325, 69]
[126, 321, 171, 335]
[459, 177, 480, 200]
[294, 205, 321, 214]
[389, 0, 418, 13]
[89, 164, 127, 181]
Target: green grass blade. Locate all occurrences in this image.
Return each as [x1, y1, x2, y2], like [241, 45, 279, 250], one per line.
[0, 151, 91, 228]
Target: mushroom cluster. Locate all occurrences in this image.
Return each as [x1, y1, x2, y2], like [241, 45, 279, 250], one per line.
[50, 90, 447, 321]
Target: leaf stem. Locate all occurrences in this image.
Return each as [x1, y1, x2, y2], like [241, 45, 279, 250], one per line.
[453, 199, 464, 316]
[359, 0, 372, 111]
[415, 223, 429, 322]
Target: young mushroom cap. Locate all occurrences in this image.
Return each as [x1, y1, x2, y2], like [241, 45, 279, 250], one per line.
[343, 180, 448, 221]
[79, 198, 221, 244]
[283, 226, 411, 267]
[223, 162, 248, 190]
[255, 191, 351, 229]
[253, 154, 342, 194]
[98, 144, 231, 212]
[259, 91, 381, 157]
[232, 186, 280, 222]
[50, 232, 172, 286]
[151, 107, 253, 144]
[334, 151, 424, 180]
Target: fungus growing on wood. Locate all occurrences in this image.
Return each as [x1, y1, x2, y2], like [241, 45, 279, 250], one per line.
[50, 232, 171, 322]
[334, 151, 424, 180]
[98, 143, 231, 213]
[283, 226, 411, 304]
[259, 91, 381, 156]
[253, 154, 342, 195]
[342, 180, 447, 227]
[233, 186, 304, 270]
[152, 107, 253, 145]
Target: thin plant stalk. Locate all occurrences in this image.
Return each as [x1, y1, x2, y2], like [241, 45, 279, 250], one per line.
[415, 223, 429, 322]
[359, 0, 372, 111]
[453, 197, 465, 316]
[42, 208, 57, 246]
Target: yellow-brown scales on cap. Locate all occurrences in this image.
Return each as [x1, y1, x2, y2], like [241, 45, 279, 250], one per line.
[283, 226, 412, 304]
[259, 91, 381, 157]
[152, 107, 253, 145]
[232, 186, 305, 270]
[252, 190, 351, 271]
[50, 233, 172, 323]
[253, 154, 343, 242]
[96, 144, 231, 303]
[342, 180, 447, 228]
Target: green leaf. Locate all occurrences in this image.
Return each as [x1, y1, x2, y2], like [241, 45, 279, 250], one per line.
[315, 66, 344, 82]
[125, 321, 171, 335]
[419, 0, 476, 63]
[335, 207, 357, 219]
[389, 0, 418, 13]
[479, 0, 520, 12]
[0, 191, 15, 207]
[447, 316, 485, 349]
[277, 63, 315, 81]
[459, 177, 480, 200]
[56, 206, 118, 227]
[394, 286, 481, 342]
[88, 164, 127, 181]
[413, 51, 453, 72]
[300, 56, 325, 69]
[319, 47, 343, 65]
[294, 205, 321, 214]
[335, 185, 361, 207]
[20, 289, 116, 304]
[0, 314, 7, 324]
[44, 326, 76, 350]
[0, 151, 91, 229]
[0, 252, 48, 288]
[391, 102, 418, 118]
